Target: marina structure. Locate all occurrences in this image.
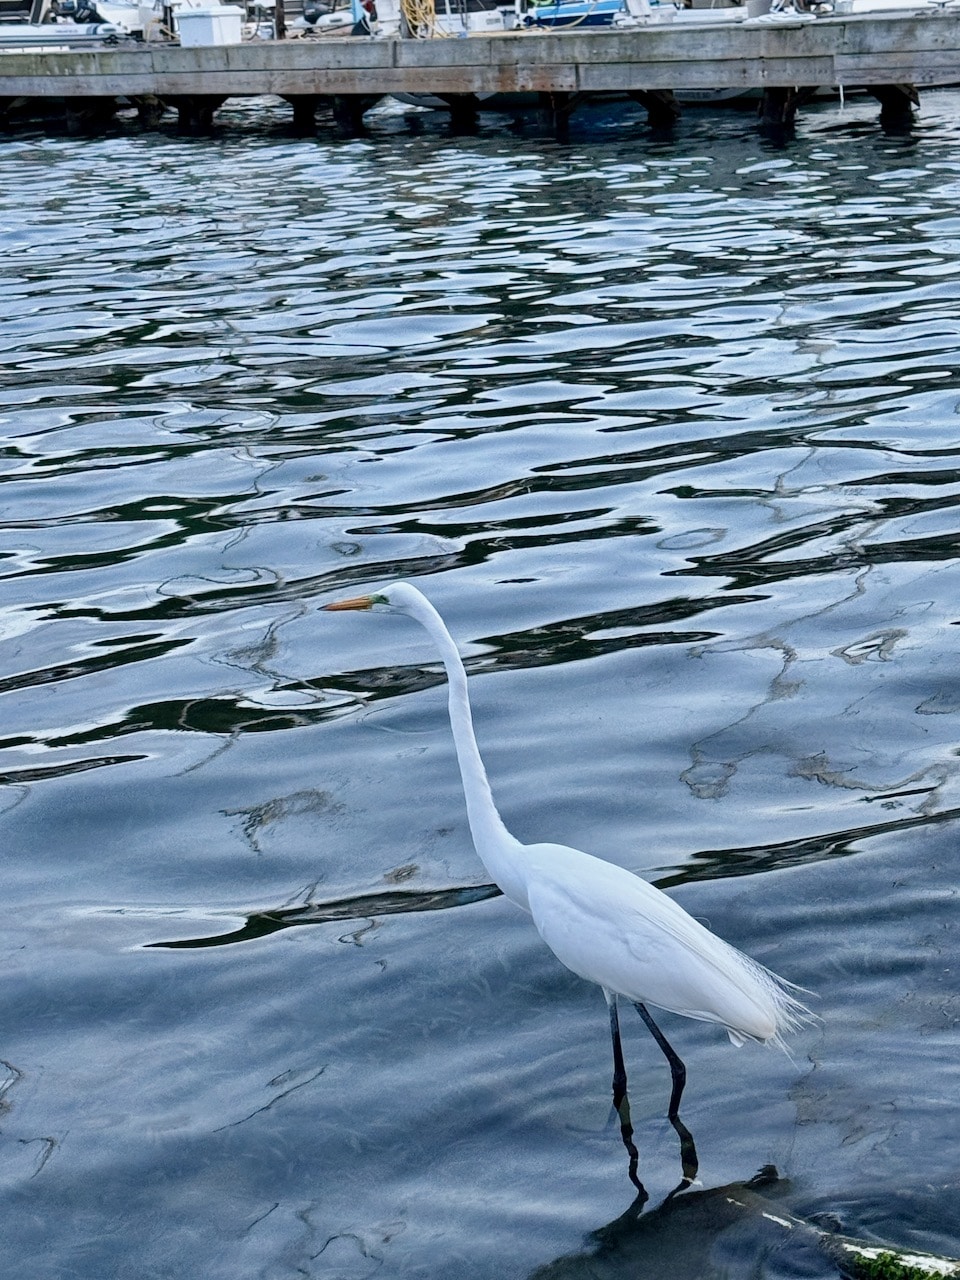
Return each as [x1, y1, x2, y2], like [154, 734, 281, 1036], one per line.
[0, 8, 958, 132]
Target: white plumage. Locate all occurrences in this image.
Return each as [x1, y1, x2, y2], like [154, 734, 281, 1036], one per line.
[522, 843, 800, 1047]
[324, 581, 809, 1166]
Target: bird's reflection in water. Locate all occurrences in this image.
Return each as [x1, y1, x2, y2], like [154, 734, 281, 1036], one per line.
[529, 1167, 815, 1280]
[530, 1168, 960, 1280]
[611, 1082, 697, 1206]
[606, 996, 698, 1200]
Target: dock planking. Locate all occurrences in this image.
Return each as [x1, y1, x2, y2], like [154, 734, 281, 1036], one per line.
[0, 13, 957, 131]
[1, 15, 960, 94]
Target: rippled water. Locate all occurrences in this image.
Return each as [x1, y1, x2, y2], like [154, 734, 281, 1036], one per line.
[4, 92, 960, 1279]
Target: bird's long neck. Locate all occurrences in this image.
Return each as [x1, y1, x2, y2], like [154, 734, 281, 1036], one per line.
[409, 598, 528, 908]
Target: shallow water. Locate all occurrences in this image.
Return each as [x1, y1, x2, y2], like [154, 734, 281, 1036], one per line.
[3, 91, 960, 1278]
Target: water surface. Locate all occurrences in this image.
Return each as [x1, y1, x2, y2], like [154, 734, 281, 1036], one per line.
[3, 92, 960, 1278]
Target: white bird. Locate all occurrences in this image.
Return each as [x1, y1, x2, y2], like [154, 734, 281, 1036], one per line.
[323, 582, 809, 1177]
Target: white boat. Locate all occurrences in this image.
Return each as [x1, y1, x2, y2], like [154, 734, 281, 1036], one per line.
[0, 0, 153, 42]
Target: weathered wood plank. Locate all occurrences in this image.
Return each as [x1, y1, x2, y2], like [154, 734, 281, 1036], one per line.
[578, 56, 841, 92]
[836, 50, 960, 82]
[0, 14, 957, 99]
[391, 27, 843, 68]
[147, 65, 580, 94]
[837, 11, 960, 52]
[154, 39, 396, 69]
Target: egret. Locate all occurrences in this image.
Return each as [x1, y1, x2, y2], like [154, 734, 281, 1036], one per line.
[323, 582, 809, 1180]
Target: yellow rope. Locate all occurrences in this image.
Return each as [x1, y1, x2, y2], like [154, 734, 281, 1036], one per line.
[398, 0, 611, 39]
[401, 0, 458, 36]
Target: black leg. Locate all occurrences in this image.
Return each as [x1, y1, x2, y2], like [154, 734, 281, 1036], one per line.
[606, 994, 647, 1200]
[634, 1002, 699, 1184]
[613, 1085, 648, 1201]
[608, 997, 628, 1108]
[634, 1003, 685, 1118]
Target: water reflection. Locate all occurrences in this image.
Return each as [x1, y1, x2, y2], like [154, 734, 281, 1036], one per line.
[137, 788, 960, 952]
[530, 1169, 801, 1280]
[5, 94, 960, 1279]
[146, 883, 503, 948]
[609, 1000, 699, 1197]
[531, 1168, 960, 1280]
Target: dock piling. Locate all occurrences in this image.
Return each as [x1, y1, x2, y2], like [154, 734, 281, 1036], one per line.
[283, 92, 324, 133]
[331, 93, 382, 135]
[63, 95, 117, 134]
[168, 94, 227, 134]
[438, 93, 481, 132]
[628, 88, 681, 130]
[866, 82, 919, 132]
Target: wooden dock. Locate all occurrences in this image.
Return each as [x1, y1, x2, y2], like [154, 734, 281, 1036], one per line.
[1, 12, 958, 132]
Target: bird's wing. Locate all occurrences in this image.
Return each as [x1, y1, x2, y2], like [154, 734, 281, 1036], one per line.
[523, 844, 799, 1042]
[523, 849, 701, 1001]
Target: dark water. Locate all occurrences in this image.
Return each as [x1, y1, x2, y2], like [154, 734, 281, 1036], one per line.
[3, 91, 960, 1278]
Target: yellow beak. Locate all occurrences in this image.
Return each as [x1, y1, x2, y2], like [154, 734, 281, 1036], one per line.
[322, 594, 376, 612]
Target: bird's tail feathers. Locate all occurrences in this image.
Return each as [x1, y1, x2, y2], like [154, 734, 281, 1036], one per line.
[741, 961, 818, 1054]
